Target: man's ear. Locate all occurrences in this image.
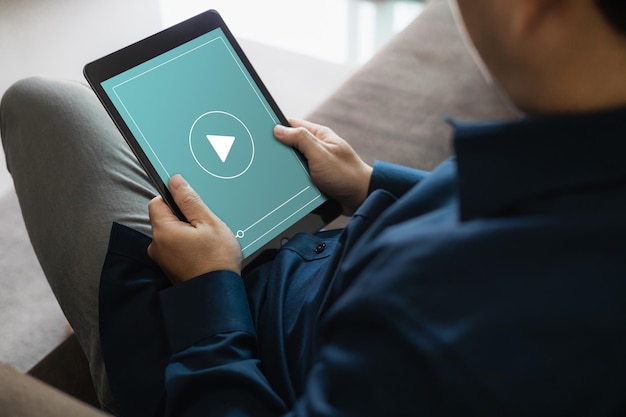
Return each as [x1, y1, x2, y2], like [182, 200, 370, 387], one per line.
[510, 0, 568, 38]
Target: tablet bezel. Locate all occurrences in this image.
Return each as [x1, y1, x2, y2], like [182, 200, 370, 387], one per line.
[84, 9, 341, 260]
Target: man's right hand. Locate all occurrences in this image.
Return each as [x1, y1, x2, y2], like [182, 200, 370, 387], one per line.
[274, 119, 373, 215]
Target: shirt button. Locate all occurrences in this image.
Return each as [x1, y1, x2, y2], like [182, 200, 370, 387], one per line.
[314, 243, 327, 254]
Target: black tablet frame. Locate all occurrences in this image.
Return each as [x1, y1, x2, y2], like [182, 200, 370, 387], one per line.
[84, 10, 341, 253]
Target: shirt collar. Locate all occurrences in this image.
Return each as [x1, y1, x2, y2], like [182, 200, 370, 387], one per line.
[451, 106, 626, 220]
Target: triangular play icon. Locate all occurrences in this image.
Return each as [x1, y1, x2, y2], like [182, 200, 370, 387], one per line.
[206, 134, 235, 163]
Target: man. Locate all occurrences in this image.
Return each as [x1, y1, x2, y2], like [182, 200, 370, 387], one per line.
[2, 0, 626, 415]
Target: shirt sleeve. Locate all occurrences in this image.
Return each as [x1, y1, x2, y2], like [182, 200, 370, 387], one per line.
[156, 263, 448, 417]
[158, 271, 288, 417]
[368, 160, 429, 199]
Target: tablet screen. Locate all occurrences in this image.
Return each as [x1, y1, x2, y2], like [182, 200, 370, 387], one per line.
[99, 27, 327, 258]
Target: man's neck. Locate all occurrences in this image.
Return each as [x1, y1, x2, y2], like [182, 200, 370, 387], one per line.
[498, 4, 626, 116]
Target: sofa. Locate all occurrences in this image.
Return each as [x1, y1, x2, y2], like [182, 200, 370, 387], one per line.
[0, 0, 518, 414]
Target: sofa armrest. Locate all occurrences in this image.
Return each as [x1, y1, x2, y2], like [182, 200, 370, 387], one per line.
[0, 360, 108, 416]
[28, 334, 100, 408]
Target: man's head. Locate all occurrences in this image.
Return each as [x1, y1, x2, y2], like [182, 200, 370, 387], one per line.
[453, 0, 626, 115]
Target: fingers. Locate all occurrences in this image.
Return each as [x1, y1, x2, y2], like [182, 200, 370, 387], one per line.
[273, 123, 325, 159]
[287, 118, 337, 143]
[150, 175, 215, 227]
[148, 195, 177, 223]
[170, 174, 215, 226]
[147, 175, 242, 282]
[288, 118, 325, 133]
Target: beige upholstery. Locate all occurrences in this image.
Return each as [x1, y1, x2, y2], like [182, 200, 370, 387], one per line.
[0, 362, 108, 417]
[309, 0, 518, 171]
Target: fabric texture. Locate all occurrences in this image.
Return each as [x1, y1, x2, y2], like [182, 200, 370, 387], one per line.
[100, 107, 626, 416]
[0, 362, 108, 417]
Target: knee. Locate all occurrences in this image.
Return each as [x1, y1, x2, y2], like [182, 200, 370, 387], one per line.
[1, 76, 86, 124]
[1, 76, 50, 138]
[1, 76, 51, 115]
[1, 77, 60, 172]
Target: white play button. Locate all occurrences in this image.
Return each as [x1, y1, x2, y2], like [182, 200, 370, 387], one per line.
[206, 134, 235, 163]
[190, 111, 254, 179]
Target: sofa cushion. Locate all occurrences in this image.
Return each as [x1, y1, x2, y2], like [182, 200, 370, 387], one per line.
[0, 361, 107, 416]
[308, 0, 519, 171]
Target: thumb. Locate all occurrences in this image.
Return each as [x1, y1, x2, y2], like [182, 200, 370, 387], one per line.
[169, 174, 212, 225]
[273, 124, 323, 158]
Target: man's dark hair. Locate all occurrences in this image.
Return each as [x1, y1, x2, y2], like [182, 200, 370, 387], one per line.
[595, 0, 626, 35]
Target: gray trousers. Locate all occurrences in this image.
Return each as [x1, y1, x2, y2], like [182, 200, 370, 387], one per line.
[1, 77, 157, 411]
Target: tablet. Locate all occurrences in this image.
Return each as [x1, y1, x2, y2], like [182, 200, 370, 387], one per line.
[84, 10, 340, 263]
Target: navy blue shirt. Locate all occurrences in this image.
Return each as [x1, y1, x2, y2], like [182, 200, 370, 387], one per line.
[100, 106, 626, 416]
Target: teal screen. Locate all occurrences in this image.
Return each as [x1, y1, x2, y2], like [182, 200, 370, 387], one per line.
[101, 28, 325, 258]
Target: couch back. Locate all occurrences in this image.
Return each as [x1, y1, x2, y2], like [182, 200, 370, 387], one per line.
[308, 0, 519, 171]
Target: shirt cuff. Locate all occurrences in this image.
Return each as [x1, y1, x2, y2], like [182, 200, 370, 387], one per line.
[158, 271, 255, 353]
[369, 160, 429, 198]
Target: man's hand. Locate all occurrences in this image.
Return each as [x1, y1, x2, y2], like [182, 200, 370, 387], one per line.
[147, 175, 242, 284]
[274, 119, 373, 215]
